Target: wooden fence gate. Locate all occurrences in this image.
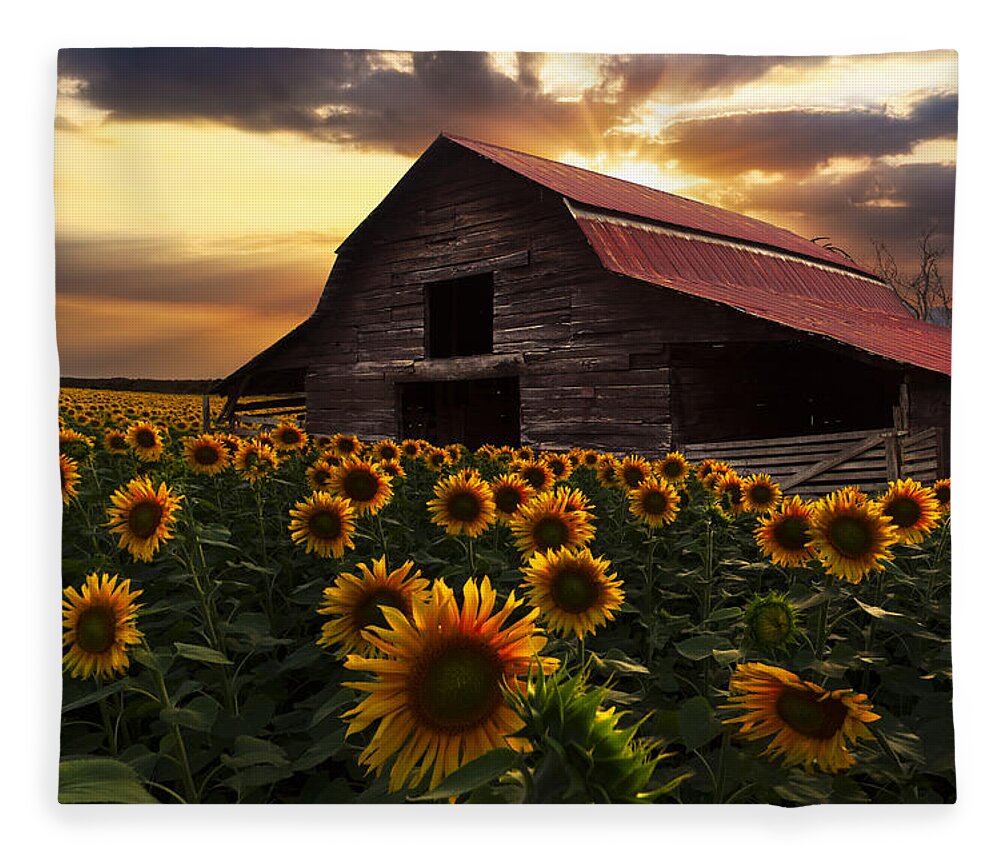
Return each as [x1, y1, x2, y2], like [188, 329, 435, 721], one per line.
[681, 426, 946, 498]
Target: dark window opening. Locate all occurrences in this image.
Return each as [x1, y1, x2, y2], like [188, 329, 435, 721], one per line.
[398, 377, 520, 449]
[425, 274, 494, 358]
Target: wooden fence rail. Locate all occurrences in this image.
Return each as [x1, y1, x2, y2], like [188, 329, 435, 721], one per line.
[681, 426, 946, 498]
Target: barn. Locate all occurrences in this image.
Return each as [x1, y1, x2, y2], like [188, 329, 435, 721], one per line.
[216, 133, 951, 495]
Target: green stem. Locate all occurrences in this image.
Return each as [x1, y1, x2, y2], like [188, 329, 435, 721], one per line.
[466, 534, 477, 576]
[578, 634, 587, 669]
[255, 487, 269, 564]
[702, 521, 714, 621]
[147, 652, 198, 803]
[813, 591, 830, 660]
[96, 686, 118, 756]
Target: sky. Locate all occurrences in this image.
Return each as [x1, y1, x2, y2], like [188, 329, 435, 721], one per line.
[53, 48, 958, 379]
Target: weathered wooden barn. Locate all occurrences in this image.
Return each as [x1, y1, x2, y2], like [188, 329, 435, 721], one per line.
[217, 133, 951, 494]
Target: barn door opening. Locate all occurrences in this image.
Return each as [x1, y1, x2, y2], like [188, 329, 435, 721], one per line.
[398, 377, 520, 449]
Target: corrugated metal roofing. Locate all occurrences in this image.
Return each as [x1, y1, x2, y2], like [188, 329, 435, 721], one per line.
[575, 213, 951, 375]
[444, 133, 877, 277]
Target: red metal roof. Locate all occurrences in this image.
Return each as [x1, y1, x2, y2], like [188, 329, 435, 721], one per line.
[444, 133, 877, 276]
[575, 214, 951, 375]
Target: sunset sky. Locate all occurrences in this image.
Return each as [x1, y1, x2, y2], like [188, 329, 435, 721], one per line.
[54, 48, 958, 379]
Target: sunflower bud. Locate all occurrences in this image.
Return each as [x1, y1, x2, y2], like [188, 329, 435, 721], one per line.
[743, 593, 798, 653]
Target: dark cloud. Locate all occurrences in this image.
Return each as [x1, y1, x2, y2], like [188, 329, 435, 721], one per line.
[652, 91, 957, 176]
[57, 49, 813, 156]
[704, 161, 956, 286]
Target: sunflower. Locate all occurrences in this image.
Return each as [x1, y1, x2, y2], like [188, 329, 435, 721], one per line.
[490, 474, 534, 523]
[306, 458, 337, 491]
[578, 449, 602, 469]
[381, 460, 407, 481]
[288, 491, 357, 558]
[105, 476, 183, 562]
[446, 443, 466, 463]
[808, 488, 897, 583]
[616, 455, 652, 491]
[877, 478, 942, 545]
[332, 432, 363, 457]
[343, 577, 557, 793]
[102, 428, 130, 455]
[932, 478, 951, 511]
[557, 486, 594, 515]
[509, 490, 597, 559]
[373, 439, 402, 463]
[233, 439, 279, 483]
[543, 453, 574, 483]
[721, 662, 880, 773]
[743, 594, 798, 653]
[518, 459, 555, 494]
[59, 427, 94, 462]
[59, 454, 80, 506]
[427, 473, 497, 538]
[654, 452, 689, 484]
[424, 446, 449, 471]
[514, 446, 534, 461]
[596, 455, 620, 488]
[400, 438, 424, 459]
[125, 421, 165, 462]
[62, 573, 143, 680]
[330, 457, 393, 515]
[629, 477, 681, 528]
[741, 474, 783, 515]
[317, 556, 431, 656]
[755, 495, 816, 568]
[182, 434, 230, 476]
[522, 547, 624, 639]
[714, 471, 747, 516]
[271, 421, 308, 452]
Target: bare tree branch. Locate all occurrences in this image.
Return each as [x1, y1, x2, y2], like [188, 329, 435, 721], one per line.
[869, 222, 950, 325]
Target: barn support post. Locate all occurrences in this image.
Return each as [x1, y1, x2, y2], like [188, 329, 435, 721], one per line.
[884, 431, 902, 482]
[201, 394, 211, 433]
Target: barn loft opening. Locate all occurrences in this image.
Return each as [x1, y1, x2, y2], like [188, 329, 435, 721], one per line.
[424, 273, 494, 358]
[398, 377, 520, 450]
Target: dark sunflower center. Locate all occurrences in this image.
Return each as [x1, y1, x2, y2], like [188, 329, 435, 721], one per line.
[550, 461, 566, 477]
[244, 451, 259, 467]
[309, 510, 342, 539]
[522, 467, 546, 490]
[127, 501, 163, 538]
[775, 688, 849, 739]
[723, 485, 742, 506]
[379, 446, 396, 460]
[533, 515, 570, 550]
[280, 429, 300, 445]
[343, 469, 378, 502]
[403, 445, 419, 457]
[430, 454, 445, 467]
[584, 455, 598, 466]
[413, 638, 503, 732]
[885, 496, 922, 528]
[773, 516, 810, 550]
[355, 588, 407, 629]
[194, 444, 220, 465]
[313, 469, 331, 486]
[828, 515, 874, 558]
[753, 605, 793, 646]
[446, 491, 481, 523]
[135, 429, 156, 448]
[749, 484, 775, 505]
[662, 460, 683, 478]
[494, 487, 523, 514]
[934, 485, 950, 505]
[551, 565, 599, 614]
[622, 467, 643, 488]
[75, 606, 117, 654]
[641, 490, 668, 515]
[110, 435, 128, 450]
[336, 440, 356, 454]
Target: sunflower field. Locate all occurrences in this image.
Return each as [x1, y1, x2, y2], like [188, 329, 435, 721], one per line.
[57, 387, 954, 805]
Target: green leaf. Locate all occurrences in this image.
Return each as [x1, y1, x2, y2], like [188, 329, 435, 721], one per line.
[174, 642, 233, 665]
[706, 606, 744, 623]
[309, 688, 357, 728]
[61, 679, 127, 713]
[675, 634, 731, 661]
[221, 735, 289, 769]
[409, 748, 521, 801]
[678, 696, 721, 750]
[293, 728, 347, 771]
[58, 757, 158, 804]
[160, 696, 220, 732]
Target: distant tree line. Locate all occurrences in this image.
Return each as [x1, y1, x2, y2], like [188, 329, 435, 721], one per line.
[60, 377, 221, 394]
